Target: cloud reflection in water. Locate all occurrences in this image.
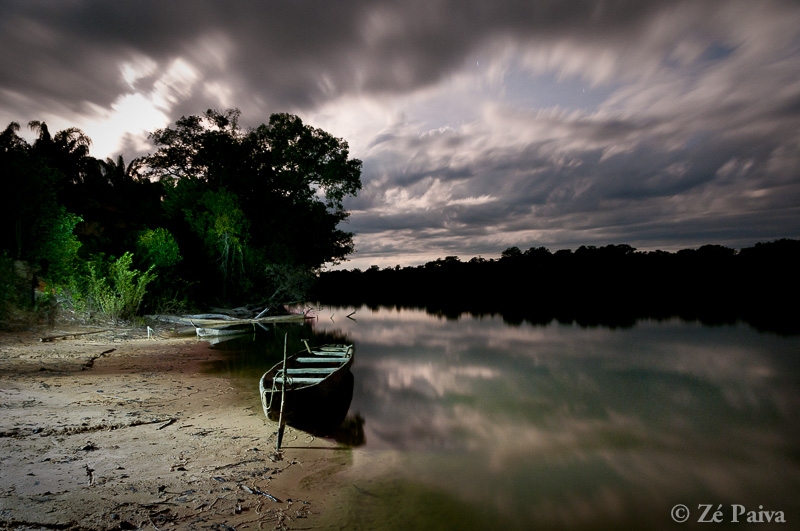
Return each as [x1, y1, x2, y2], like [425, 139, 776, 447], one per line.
[312, 307, 800, 529]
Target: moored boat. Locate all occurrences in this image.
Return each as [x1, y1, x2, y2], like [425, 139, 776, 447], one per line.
[194, 325, 252, 337]
[259, 343, 354, 429]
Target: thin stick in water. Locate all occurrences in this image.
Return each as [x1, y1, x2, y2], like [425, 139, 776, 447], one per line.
[276, 332, 288, 451]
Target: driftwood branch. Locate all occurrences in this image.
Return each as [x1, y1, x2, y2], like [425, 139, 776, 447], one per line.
[157, 418, 177, 430]
[81, 348, 116, 370]
[147, 314, 305, 327]
[240, 484, 281, 502]
[40, 329, 111, 342]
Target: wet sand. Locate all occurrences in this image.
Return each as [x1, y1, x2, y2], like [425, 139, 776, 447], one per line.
[0, 325, 351, 530]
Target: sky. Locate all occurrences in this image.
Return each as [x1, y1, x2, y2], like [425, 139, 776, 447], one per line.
[1, 0, 799, 270]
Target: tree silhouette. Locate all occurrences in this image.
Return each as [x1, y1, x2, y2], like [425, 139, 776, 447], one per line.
[314, 239, 800, 335]
[0, 122, 82, 288]
[146, 109, 362, 303]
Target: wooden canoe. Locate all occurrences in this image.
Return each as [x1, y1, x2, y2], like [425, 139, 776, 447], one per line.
[194, 326, 252, 337]
[259, 344, 354, 429]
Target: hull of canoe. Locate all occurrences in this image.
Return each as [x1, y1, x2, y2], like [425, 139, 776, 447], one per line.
[259, 344, 354, 431]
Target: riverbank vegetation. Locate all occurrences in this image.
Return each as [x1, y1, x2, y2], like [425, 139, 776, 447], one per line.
[0, 109, 362, 325]
[314, 240, 800, 335]
[3, 111, 796, 334]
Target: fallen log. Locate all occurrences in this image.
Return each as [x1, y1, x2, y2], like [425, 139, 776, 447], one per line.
[147, 314, 306, 327]
[40, 329, 111, 342]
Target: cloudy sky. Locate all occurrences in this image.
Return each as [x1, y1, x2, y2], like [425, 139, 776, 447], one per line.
[2, 0, 799, 269]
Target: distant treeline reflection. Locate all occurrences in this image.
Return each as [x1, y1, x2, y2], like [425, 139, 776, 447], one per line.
[313, 239, 800, 335]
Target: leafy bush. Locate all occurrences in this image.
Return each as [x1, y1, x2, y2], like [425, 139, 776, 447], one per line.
[86, 252, 156, 322]
[136, 227, 182, 269]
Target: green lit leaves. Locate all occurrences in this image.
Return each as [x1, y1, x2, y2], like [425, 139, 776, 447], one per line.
[32, 207, 82, 284]
[86, 252, 156, 322]
[136, 228, 182, 269]
[185, 188, 249, 283]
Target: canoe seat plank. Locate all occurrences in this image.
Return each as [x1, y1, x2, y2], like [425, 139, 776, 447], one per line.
[283, 367, 337, 374]
[274, 376, 325, 385]
[296, 357, 348, 363]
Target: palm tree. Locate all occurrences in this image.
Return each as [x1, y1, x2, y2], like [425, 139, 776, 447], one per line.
[1, 122, 27, 153]
[27, 120, 51, 143]
[101, 155, 145, 187]
[28, 121, 93, 186]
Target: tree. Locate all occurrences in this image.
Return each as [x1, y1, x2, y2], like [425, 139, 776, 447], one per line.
[101, 155, 144, 188]
[28, 122, 93, 189]
[25, 121, 111, 255]
[187, 188, 249, 297]
[500, 246, 523, 260]
[1, 122, 26, 152]
[145, 109, 362, 303]
[0, 122, 82, 283]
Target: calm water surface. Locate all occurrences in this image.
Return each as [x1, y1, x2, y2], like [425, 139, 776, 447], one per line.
[211, 306, 800, 530]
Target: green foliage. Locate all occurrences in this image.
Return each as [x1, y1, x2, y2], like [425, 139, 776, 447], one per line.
[33, 207, 82, 285]
[147, 108, 362, 304]
[0, 111, 362, 312]
[185, 188, 249, 282]
[86, 252, 156, 322]
[136, 228, 182, 269]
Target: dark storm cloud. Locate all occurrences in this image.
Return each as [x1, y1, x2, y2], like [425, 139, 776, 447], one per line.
[0, 0, 766, 119]
[1, 0, 798, 267]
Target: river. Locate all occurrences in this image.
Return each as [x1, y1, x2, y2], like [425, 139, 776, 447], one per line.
[210, 305, 800, 530]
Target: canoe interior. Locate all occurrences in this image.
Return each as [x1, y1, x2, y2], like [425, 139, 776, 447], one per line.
[259, 344, 354, 431]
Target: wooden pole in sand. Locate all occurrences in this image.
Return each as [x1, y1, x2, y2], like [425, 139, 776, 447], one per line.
[276, 332, 288, 451]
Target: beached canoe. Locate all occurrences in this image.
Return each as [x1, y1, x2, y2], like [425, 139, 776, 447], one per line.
[259, 343, 354, 429]
[194, 326, 252, 337]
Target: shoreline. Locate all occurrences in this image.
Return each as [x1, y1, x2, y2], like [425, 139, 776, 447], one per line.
[0, 324, 350, 530]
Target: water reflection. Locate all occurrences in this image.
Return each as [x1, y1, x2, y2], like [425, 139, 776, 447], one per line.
[308, 306, 800, 530]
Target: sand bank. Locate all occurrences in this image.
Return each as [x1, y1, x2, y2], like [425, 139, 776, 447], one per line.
[0, 325, 351, 530]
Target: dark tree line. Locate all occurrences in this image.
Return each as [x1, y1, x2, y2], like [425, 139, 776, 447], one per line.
[313, 240, 800, 335]
[0, 109, 362, 320]
[144, 109, 361, 304]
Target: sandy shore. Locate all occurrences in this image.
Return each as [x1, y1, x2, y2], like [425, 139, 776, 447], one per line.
[0, 324, 350, 530]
